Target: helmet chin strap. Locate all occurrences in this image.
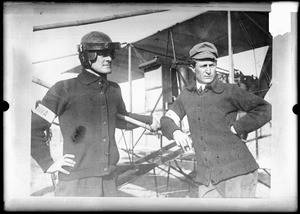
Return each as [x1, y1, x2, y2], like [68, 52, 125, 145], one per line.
[95, 71, 107, 80]
[85, 54, 108, 80]
[87, 66, 108, 80]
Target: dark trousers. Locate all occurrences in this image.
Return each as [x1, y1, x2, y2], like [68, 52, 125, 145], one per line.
[54, 176, 119, 197]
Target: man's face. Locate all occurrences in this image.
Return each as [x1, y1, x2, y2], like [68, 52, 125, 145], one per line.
[90, 51, 113, 74]
[191, 59, 217, 84]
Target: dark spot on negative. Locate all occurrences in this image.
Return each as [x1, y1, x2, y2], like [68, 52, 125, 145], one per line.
[71, 125, 86, 143]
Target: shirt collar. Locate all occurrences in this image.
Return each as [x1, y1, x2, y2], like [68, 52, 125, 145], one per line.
[78, 68, 109, 87]
[196, 81, 206, 90]
[187, 77, 224, 94]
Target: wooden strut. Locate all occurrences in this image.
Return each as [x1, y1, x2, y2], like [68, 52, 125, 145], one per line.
[117, 147, 198, 189]
[33, 9, 169, 32]
[115, 115, 196, 188]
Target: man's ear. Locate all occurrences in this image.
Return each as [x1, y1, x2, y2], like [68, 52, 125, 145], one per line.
[189, 65, 196, 74]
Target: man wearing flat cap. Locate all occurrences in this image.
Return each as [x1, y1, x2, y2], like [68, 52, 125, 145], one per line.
[160, 42, 271, 197]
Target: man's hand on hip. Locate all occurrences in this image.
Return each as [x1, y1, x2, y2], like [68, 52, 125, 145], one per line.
[46, 154, 76, 175]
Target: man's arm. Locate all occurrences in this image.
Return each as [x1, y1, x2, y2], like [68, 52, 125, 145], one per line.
[230, 84, 272, 136]
[160, 94, 192, 151]
[160, 110, 182, 140]
[31, 81, 75, 174]
[31, 111, 55, 172]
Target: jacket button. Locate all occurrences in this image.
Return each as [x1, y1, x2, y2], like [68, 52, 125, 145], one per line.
[103, 168, 108, 172]
[102, 105, 106, 109]
[103, 138, 107, 142]
[104, 152, 108, 156]
[100, 91, 104, 94]
[103, 121, 107, 125]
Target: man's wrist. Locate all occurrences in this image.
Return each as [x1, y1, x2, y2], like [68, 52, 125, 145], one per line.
[173, 129, 182, 138]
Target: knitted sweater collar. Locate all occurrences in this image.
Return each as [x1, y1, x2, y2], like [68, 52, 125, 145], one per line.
[78, 68, 109, 87]
[186, 77, 224, 94]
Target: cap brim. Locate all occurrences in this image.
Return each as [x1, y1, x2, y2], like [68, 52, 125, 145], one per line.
[192, 53, 217, 60]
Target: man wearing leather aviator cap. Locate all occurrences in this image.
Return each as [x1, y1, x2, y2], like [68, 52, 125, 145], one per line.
[160, 42, 271, 198]
[31, 31, 160, 197]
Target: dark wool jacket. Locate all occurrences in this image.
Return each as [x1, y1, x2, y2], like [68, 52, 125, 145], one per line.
[160, 78, 271, 186]
[31, 69, 153, 181]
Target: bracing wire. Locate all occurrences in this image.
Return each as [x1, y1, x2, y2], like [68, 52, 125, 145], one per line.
[132, 92, 163, 149]
[131, 44, 147, 65]
[242, 12, 272, 38]
[236, 12, 273, 90]
[199, 15, 215, 40]
[121, 130, 132, 163]
[235, 12, 258, 77]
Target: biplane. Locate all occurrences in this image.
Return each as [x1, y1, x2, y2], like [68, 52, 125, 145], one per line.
[30, 3, 273, 197]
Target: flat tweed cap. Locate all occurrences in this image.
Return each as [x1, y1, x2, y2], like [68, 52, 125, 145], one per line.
[189, 42, 218, 60]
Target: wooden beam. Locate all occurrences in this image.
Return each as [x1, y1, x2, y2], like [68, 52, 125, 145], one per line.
[33, 9, 169, 32]
[180, 3, 271, 12]
[32, 76, 52, 89]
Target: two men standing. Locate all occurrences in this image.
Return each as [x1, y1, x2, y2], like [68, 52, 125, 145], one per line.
[31, 31, 271, 198]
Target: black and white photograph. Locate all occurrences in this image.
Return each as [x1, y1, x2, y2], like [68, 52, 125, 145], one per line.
[3, 1, 298, 212]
